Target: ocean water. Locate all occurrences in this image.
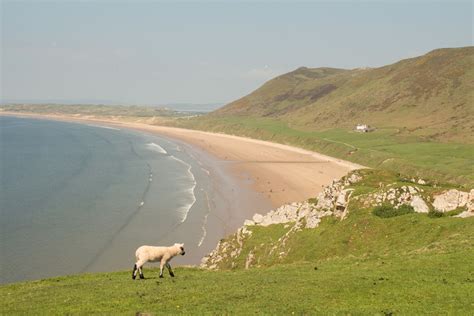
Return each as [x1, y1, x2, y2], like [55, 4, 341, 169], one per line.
[0, 116, 263, 284]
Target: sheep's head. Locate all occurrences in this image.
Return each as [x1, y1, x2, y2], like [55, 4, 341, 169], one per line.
[175, 243, 185, 255]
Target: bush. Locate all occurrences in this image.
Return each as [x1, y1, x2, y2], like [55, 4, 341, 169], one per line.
[428, 207, 465, 218]
[373, 204, 415, 218]
[307, 197, 318, 205]
[428, 210, 445, 218]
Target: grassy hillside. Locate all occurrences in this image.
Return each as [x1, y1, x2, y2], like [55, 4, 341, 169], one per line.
[215, 47, 474, 143]
[166, 47, 474, 187]
[2, 170, 473, 314]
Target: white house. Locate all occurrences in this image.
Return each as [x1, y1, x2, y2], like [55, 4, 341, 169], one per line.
[355, 124, 371, 132]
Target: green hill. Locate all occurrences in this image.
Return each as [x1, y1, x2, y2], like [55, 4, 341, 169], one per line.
[170, 47, 474, 187]
[215, 47, 474, 143]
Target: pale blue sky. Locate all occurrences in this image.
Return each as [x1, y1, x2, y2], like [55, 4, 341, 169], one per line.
[1, 1, 472, 105]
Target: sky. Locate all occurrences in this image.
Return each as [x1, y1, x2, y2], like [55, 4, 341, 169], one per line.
[1, 1, 472, 106]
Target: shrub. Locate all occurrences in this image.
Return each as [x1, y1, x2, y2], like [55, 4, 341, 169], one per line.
[428, 210, 445, 218]
[428, 207, 465, 218]
[373, 204, 415, 218]
[307, 198, 318, 205]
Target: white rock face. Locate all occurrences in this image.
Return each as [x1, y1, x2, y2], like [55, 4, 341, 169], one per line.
[244, 219, 255, 226]
[252, 213, 264, 224]
[433, 189, 469, 212]
[305, 216, 321, 229]
[410, 196, 430, 213]
[455, 211, 474, 218]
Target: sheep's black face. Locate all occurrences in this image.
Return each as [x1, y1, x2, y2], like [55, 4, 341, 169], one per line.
[180, 246, 186, 256]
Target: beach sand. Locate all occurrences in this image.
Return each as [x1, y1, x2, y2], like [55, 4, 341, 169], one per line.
[0, 112, 364, 209]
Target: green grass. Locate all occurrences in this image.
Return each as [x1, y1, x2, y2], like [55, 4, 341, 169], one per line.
[1, 251, 473, 315]
[172, 115, 474, 187]
[1, 170, 473, 314]
[373, 204, 415, 218]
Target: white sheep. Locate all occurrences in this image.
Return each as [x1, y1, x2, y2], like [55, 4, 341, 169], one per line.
[132, 243, 186, 279]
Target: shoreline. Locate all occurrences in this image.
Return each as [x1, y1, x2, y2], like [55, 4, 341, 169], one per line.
[0, 112, 364, 209]
[0, 114, 272, 283]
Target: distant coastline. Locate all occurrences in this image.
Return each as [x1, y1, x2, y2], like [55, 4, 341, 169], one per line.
[0, 111, 363, 208]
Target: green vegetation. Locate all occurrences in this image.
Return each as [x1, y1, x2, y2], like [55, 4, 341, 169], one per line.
[428, 207, 466, 218]
[206, 170, 472, 270]
[2, 48, 473, 186]
[215, 47, 474, 144]
[171, 115, 474, 187]
[1, 48, 473, 314]
[373, 203, 415, 218]
[2, 251, 473, 315]
[167, 47, 474, 186]
[2, 170, 472, 314]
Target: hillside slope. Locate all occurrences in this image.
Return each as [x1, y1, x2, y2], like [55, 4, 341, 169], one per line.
[215, 47, 474, 142]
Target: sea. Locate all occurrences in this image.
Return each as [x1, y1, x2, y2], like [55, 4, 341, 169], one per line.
[0, 116, 266, 284]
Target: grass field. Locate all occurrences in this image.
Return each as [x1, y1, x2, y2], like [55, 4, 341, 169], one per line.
[1, 251, 473, 314]
[172, 115, 474, 187]
[2, 219, 472, 315]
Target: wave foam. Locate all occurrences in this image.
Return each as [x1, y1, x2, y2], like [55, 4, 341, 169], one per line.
[86, 124, 120, 130]
[168, 155, 197, 223]
[146, 142, 167, 154]
[198, 190, 212, 247]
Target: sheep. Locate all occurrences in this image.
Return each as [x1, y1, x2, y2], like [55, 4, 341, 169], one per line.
[132, 243, 185, 279]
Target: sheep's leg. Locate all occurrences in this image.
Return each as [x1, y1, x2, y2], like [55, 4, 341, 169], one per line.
[135, 259, 145, 279]
[132, 264, 138, 280]
[166, 262, 175, 277]
[159, 259, 166, 278]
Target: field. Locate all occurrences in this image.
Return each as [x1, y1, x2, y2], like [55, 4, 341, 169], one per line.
[172, 115, 474, 187]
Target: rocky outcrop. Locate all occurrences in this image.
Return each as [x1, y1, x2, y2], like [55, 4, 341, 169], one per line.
[362, 185, 430, 213]
[433, 189, 474, 217]
[201, 172, 474, 270]
[201, 172, 363, 269]
[410, 196, 430, 213]
[245, 173, 362, 229]
[433, 189, 473, 211]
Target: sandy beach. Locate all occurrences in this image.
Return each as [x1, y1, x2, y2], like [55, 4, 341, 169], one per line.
[0, 112, 364, 209]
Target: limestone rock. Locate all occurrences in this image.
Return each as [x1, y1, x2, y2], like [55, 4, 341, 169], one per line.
[433, 189, 469, 212]
[244, 219, 255, 226]
[305, 216, 321, 229]
[252, 213, 264, 224]
[410, 196, 430, 213]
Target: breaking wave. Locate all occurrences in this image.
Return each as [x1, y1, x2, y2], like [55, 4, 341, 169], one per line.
[168, 155, 197, 223]
[146, 142, 168, 154]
